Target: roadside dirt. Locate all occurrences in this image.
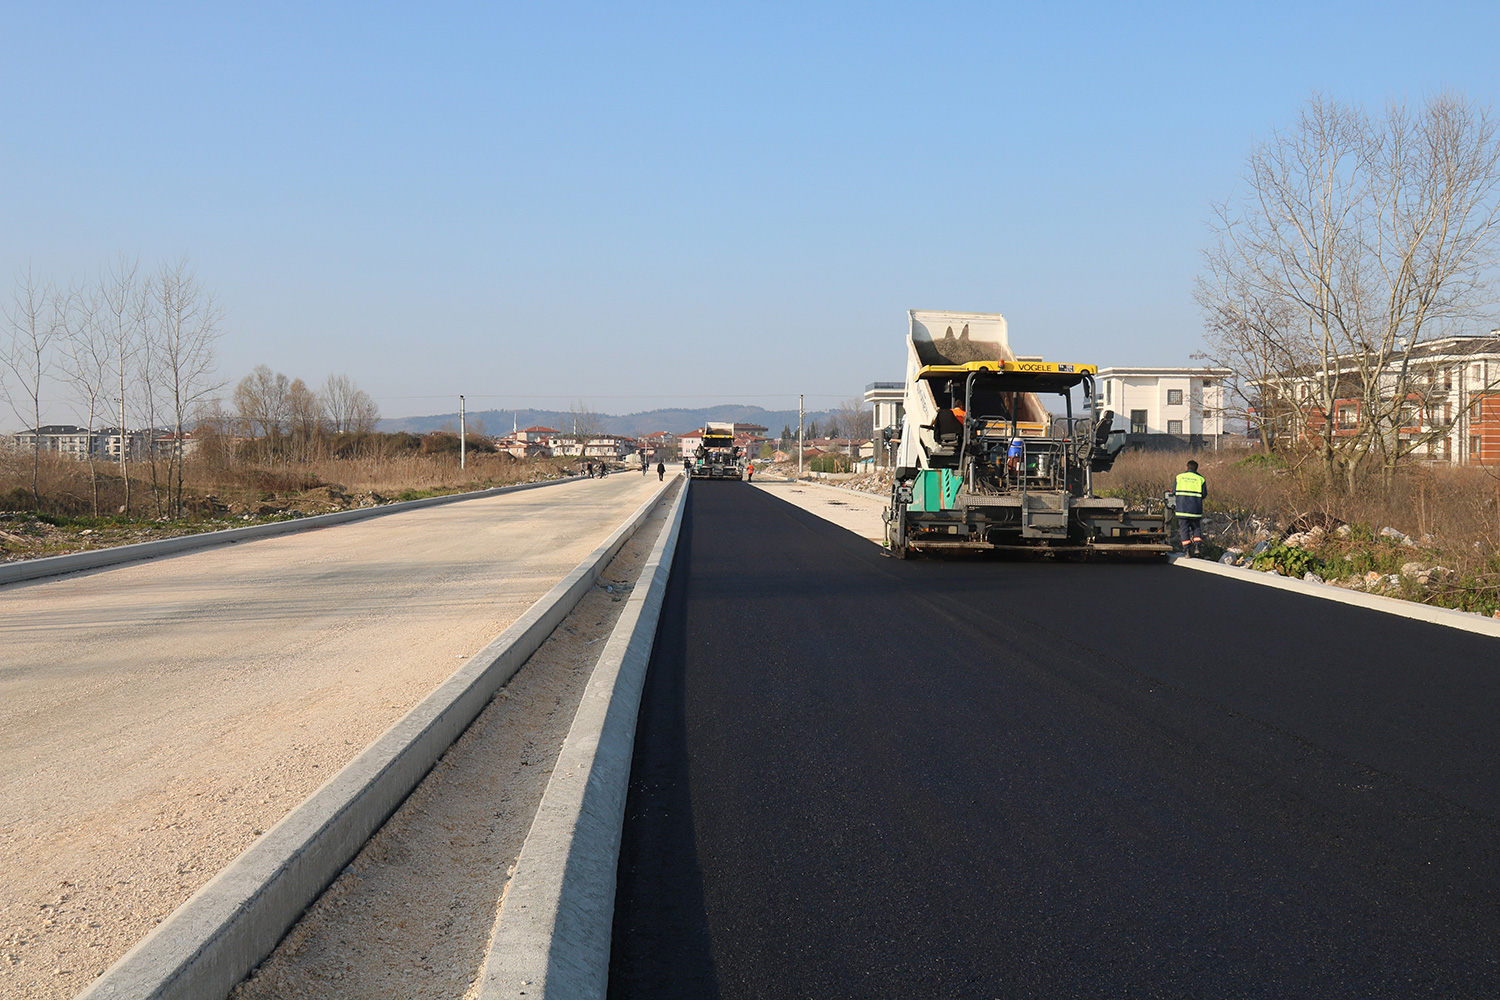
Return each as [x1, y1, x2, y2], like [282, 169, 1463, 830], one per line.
[226, 481, 678, 1000]
[0, 479, 572, 564]
[0, 475, 663, 1000]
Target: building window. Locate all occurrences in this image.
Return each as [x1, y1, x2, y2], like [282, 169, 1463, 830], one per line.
[1337, 405, 1357, 429]
[1130, 409, 1147, 434]
[1167, 420, 1183, 435]
[1299, 383, 1310, 401]
[1167, 389, 1183, 406]
[1105, 381, 1111, 404]
[1444, 369, 1453, 390]
[1471, 436, 1481, 458]
[1203, 379, 1213, 387]
[1444, 437, 1453, 460]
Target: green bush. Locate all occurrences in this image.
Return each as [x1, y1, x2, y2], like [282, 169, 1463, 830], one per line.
[810, 454, 852, 473]
[1251, 543, 1325, 578]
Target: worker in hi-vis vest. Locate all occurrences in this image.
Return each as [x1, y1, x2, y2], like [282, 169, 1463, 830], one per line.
[1173, 460, 1206, 557]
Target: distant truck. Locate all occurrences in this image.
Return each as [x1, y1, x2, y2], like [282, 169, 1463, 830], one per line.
[884, 310, 1169, 557]
[690, 421, 745, 480]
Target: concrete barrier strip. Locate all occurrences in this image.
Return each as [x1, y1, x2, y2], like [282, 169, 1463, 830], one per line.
[479, 479, 690, 999]
[76, 476, 677, 1000]
[1172, 554, 1500, 639]
[0, 477, 581, 588]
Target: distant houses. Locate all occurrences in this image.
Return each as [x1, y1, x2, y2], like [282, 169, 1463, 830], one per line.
[5, 425, 200, 460]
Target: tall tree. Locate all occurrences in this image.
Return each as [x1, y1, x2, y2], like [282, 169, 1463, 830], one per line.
[58, 281, 112, 514]
[1198, 92, 1500, 490]
[286, 377, 323, 461]
[99, 256, 148, 514]
[321, 372, 379, 433]
[2, 266, 58, 507]
[834, 397, 872, 442]
[150, 258, 224, 515]
[233, 364, 292, 456]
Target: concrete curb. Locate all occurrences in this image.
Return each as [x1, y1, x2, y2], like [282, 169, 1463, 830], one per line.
[0, 476, 581, 588]
[1171, 554, 1500, 639]
[76, 475, 679, 1000]
[479, 478, 690, 999]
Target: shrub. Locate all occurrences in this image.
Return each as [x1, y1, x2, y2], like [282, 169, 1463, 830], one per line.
[1252, 543, 1325, 578]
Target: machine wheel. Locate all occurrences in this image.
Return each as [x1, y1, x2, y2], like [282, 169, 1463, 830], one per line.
[888, 502, 910, 559]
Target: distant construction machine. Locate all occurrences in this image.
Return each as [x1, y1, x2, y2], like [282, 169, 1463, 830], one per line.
[884, 310, 1171, 557]
[690, 421, 746, 480]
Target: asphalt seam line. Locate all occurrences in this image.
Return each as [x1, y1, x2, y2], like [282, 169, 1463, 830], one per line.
[75, 475, 678, 1000]
[478, 478, 689, 999]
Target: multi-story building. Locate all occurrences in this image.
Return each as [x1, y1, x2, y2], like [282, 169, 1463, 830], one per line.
[1260, 332, 1500, 466]
[864, 381, 904, 466]
[1096, 367, 1232, 451]
[9, 425, 97, 458]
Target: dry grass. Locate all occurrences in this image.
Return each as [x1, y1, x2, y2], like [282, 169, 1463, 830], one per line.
[1095, 448, 1500, 613]
[0, 449, 578, 517]
[1096, 448, 1500, 552]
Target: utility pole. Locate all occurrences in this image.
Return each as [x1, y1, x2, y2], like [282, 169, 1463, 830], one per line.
[798, 393, 804, 480]
[459, 394, 466, 470]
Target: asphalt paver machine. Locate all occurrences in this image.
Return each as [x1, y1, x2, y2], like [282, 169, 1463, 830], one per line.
[884, 310, 1170, 558]
[690, 421, 745, 480]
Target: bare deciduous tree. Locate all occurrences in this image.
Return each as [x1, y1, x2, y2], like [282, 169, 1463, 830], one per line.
[286, 377, 323, 461]
[1198, 92, 1500, 491]
[834, 397, 872, 443]
[58, 282, 112, 514]
[2, 266, 59, 506]
[99, 256, 148, 514]
[321, 372, 379, 434]
[233, 364, 292, 456]
[150, 258, 224, 515]
[568, 400, 603, 453]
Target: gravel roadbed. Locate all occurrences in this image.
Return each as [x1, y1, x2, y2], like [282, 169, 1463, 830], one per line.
[227, 482, 678, 1000]
[0, 475, 663, 1000]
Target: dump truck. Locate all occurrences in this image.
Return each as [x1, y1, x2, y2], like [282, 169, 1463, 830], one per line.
[689, 421, 745, 479]
[884, 310, 1170, 557]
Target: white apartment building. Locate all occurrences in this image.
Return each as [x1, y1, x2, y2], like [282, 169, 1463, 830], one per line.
[1096, 367, 1232, 450]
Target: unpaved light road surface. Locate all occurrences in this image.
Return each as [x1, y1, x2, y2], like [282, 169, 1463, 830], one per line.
[0, 474, 662, 1000]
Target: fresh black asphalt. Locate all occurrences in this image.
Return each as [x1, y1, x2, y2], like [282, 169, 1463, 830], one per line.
[609, 482, 1500, 998]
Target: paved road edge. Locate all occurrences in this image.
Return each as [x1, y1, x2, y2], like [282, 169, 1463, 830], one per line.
[765, 480, 1500, 641]
[478, 478, 690, 999]
[0, 476, 582, 588]
[1171, 554, 1500, 639]
[75, 475, 678, 1000]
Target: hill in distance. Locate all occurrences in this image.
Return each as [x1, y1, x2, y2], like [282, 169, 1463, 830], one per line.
[379, 404, 842, 439]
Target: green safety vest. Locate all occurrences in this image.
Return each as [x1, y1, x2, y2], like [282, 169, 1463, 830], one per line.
[1175, 471, 1205, 517]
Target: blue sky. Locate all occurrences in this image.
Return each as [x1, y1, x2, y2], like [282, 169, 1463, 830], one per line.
[4, 2, 1499, 420]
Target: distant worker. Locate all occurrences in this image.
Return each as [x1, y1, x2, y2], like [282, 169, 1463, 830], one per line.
[746, 462, 755, 482]
[642, 455, 649, 476]
[1174, 459, 1207, 557]
[657, 461, 666, 481]
[585, 461, 594, 479]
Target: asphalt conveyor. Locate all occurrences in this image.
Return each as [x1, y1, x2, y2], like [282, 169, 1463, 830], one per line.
[609, 480, 1500, 999]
